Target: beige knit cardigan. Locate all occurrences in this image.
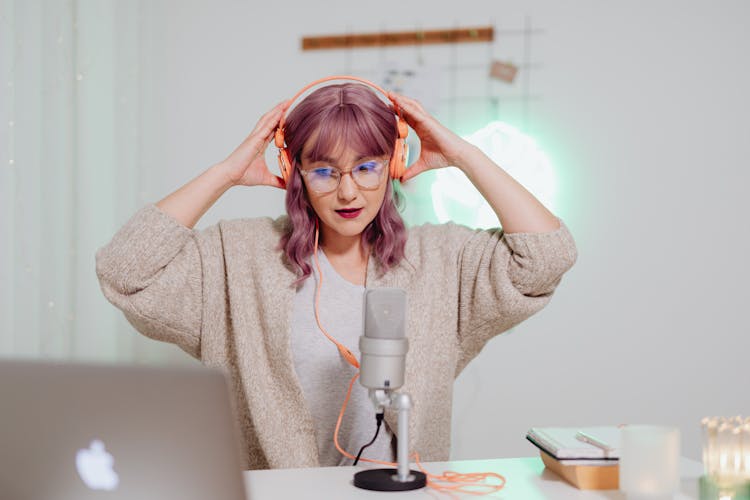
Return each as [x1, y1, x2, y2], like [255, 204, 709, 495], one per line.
[95, 204, 577, 470]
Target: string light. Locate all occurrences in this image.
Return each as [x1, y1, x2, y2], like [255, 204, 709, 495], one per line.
[8, 79, 15, 171]
[7, 10, 15, 169]
[2, 2, 89, 358]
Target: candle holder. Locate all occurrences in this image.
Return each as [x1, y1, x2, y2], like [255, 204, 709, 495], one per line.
[700, 416, 750, 500]
[619, 425, 681, 499]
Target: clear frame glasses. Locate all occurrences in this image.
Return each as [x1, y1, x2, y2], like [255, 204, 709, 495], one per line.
[298, 159, 388, 194]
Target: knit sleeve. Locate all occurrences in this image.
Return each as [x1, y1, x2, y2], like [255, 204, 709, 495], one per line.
[455, 220, 577, 369]
[95, 204, 217, 359]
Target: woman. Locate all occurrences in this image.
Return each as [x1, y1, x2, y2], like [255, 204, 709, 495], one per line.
[96, 78, 577, 470]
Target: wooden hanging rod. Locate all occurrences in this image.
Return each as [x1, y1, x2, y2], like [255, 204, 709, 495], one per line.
[302, 26, 494, 51]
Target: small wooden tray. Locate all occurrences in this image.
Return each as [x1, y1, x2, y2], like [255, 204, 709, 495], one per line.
[540, 451, 619, 490]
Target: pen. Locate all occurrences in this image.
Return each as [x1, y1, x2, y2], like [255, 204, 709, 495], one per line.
[575, 431, 615, 458]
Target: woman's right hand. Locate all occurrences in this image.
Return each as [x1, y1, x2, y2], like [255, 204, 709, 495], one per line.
[219, 100, 289, 189]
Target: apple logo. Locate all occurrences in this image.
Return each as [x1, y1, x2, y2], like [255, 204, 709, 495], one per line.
[75, 439, 120, 491]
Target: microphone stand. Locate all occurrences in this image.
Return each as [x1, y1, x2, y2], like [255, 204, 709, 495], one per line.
[352, 388, 427, 491]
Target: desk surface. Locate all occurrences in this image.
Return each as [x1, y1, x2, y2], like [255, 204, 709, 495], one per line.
[243, 456, 704, 499]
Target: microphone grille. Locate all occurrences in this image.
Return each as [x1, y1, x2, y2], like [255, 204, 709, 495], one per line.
[363, 288, 406, 340]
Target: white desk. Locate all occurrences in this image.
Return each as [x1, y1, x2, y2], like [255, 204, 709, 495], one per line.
[244, 456, 704, 499]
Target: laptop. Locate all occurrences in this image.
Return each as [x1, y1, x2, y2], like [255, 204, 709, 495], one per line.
[0, 359, 247, 500]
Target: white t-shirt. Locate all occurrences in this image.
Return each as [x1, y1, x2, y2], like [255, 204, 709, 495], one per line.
[290, 250, 395, 466]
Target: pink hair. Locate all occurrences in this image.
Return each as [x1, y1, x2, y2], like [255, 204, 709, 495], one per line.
[279, 83, 407, 283]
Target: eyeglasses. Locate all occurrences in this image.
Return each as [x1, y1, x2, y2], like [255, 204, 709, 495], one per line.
[298, 160, 388, 194]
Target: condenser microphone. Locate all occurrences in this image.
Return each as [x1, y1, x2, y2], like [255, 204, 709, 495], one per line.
[359, 288, 408, 392]
[355, 288, 427, 492]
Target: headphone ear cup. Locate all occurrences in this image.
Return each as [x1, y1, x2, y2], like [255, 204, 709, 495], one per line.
[277, 149, 292, 186]
[396, 119, 409, 141]
[389, 138, 407, 179]
[389, 115, 409, 179]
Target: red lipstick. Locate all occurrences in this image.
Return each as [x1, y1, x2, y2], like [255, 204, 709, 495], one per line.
[336, 208, 363, 219]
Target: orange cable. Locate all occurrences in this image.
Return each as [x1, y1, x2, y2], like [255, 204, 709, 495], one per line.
[312, 225, 360, 369]
[332, 373, 505, 495]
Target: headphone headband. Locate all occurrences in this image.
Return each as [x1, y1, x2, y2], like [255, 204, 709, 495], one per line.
[278, 75, 401, 130]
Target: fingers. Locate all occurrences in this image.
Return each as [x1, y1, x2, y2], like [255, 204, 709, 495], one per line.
[261, 171, 286, 190]
[400, 160, 428, 183]
[388, 92, 427, 120]
[263, 129, 275, 144]
[270, 175, 286, 190]
[247, 129, 274, 160]
[264, 99, 290, 117]
[257, 153, 286, 189]
[243, 101, 289, 160]
[252, 100, 287, 136]
[240, 154, 286, 189]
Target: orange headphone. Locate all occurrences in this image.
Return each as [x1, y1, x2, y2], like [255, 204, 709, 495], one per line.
[274, 75, 410, 187]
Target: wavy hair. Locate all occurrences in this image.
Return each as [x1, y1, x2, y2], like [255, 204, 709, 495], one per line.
[279, 83, 407, 282]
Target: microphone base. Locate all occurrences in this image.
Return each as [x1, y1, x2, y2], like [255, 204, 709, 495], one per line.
[353, 468, 427, 491]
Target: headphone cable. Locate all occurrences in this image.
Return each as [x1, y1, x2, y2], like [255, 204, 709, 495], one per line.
[353, 411, 385, 466]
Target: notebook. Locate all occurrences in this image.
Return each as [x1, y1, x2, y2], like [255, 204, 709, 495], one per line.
[526, 426, 621, 461]
[0, 359, 248, 500]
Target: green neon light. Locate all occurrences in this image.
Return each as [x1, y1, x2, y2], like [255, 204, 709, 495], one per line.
[430, 121, 558, 229]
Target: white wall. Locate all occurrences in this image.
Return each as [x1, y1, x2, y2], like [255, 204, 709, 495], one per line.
[131, 0, 750, 461]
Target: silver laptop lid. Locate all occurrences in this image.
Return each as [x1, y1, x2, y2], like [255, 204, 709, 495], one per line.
[0, 360, 247, 500]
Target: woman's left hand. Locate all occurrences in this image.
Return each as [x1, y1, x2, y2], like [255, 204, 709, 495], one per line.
[387, 92, 475, 182]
